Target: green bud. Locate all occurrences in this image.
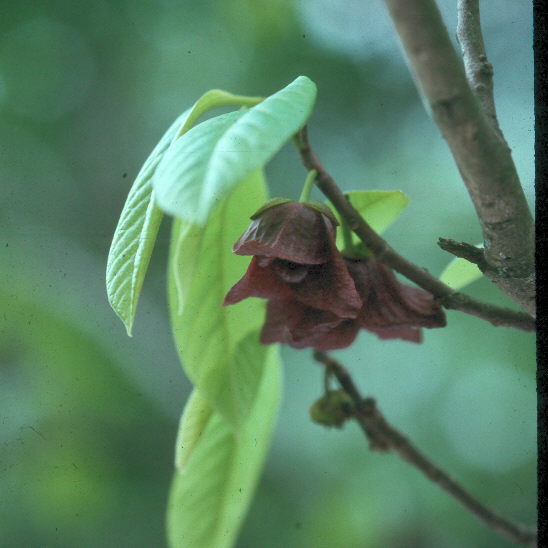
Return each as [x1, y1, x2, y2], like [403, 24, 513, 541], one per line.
[309, 390, 354, 428]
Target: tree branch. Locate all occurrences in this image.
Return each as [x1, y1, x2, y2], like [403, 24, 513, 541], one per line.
[313, 351, 538, 547]
[382, 0, 535, 317]
[456, 0, 501, 135]
[437, 238, 487, 269]
[294, 127, 535, 332]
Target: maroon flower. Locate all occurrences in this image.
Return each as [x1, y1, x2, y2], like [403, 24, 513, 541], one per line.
[260, 257, 446, 350]
[223, 201, 362, 318]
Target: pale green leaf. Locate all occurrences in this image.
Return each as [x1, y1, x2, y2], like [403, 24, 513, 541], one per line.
[167, 346, 282, 548]
[106, 89, 263, 335]
[175, 89, 263, 135]
[439, 244, 484, 290]
[174, 389, 213, 472]
[106, 109, 190, 335]
[168, 170, 270, 427]
[154, 75, 317, 224]
[329, 190, 409, 249]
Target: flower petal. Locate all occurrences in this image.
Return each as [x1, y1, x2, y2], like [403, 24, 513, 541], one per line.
[291, 223, 362, 318]
[291, 319, 360, 350]
[260, 298, 359, 351]
[366, 326, 423, 343]
[233, 202, 334, 264]
[345, 258, 446, 329]
[259, 298, 305, 345]
[223, 257, 292, 305]
[271, 259, 310, 283]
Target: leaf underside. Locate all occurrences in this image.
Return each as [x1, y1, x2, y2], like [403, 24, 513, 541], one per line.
[167, 348, 281, 548]
[168, 170, 271, 428]
[154, 75, 317, 224]
[106, 88, 265, 335]
[106, 109, 192, 335]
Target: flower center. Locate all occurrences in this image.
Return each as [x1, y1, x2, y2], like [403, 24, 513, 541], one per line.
[272, 259, 309, 284]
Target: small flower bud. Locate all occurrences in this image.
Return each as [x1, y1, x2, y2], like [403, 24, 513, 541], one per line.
[309, 390, 354, 428]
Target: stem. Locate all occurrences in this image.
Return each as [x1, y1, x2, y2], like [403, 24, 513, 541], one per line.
[382, 0, 535, 316]
[313, 351, 538, 547]
[299, 169, 317, 202]
[456, 0, 501, 135]
[294, 126, 535, 332]
[340, 217, 355, 255]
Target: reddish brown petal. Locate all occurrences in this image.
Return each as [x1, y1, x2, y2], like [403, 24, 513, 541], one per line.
[345, 258, 446, 329]
[366, 326, 423, 343]
[271, 259, 310, 283]
[291, 319, 360, 351]
[259, 298, 306, 345]
[260, 298, 360, 351]
[260, 298, 335, 343]
[291, 225, 362, 318]
[223, 257, 292, 305]
[233, 202, 335, 264]
[289, 307, 342, 341]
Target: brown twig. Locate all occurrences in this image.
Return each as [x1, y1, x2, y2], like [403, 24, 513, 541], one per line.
[382, 0, 535, 316]
[313, 351, 538, 547]
[437, 238, 487, 269]
[293, 127, 535, 332]
[456, 0, 501, 135]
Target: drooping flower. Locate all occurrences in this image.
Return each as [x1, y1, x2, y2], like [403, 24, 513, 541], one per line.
[223, 201, 362, 319]
[260, 257, 446, 350]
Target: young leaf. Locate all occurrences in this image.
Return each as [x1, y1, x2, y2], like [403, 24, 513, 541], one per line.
[168, 170, 270, 427]
[439, 245, 484, 290]
[106, 109, 190, 335]
[174, 388, 213, 472]
[329, 188, 408, 239]
[167, 346, 281, 548]
[154, 75, 317, 224]
[106, 90, 263, 335]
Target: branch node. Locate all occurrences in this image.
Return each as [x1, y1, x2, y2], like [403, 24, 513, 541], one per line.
[438, 237, 487, 270]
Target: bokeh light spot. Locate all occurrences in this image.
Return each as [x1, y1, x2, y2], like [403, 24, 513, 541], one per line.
[439, 363, 536, 472]
[0, 18, 94, 121]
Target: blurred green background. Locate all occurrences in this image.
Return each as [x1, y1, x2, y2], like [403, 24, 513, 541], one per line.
[1, 1, 535, 547]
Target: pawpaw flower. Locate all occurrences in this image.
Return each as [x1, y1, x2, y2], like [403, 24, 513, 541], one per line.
[260, 257, 446, 350]
[222, 200, 362, 319]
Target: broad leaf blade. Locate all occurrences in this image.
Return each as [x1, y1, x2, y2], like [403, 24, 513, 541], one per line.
[439, 245, 484, 290]
[155, 110, 246, 224]
[174, 389, 213, 472]
[106, 109, 190, 335]
[154, 75, 317, 224]
[106, 89, 260, 335]
[168, 170, 270, 427]
[167, 346, 281, 548]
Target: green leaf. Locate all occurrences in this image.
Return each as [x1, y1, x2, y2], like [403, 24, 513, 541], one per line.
[174, 89, 263, 135]
[106, 89, 263, 335]
[439, 244, 484, 290]
[174, 389, 214, 472]
[106, 110, 190, 335]
[154, 75, 317, 224]
[168, 170, 270, 427]
[329, 190, 409, 249]
[167, 346, 281, 548]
